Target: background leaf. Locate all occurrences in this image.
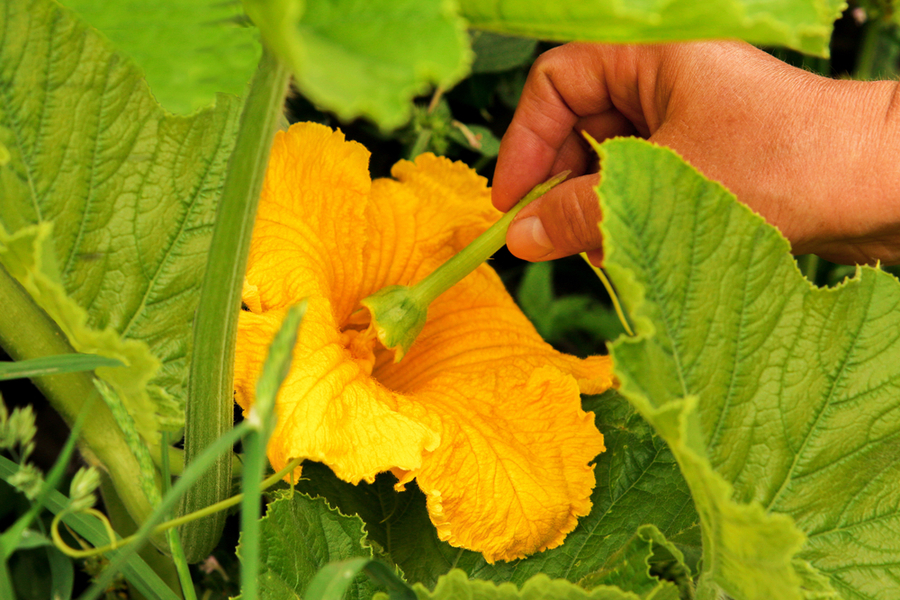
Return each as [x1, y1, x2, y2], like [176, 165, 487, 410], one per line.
[249, 491, 379, 600]
[517, 261, 626, 352]
[244, 0, 471, 129]
[0, 0, 243, 435]
[459, 0, 844, 56]
[578, 525, 684, 599]
[469, 31, 537, 73]
[597, 137, 900, 600]
[58, 0, 260, 114]
[293, 391, 700, 590]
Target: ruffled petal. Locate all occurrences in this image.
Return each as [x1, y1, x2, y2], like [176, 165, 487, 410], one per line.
[235, 297, 440, 483]
[358, 154, 502, 298]
[245, 123, 371, 319]
[399, 365, 605, 563]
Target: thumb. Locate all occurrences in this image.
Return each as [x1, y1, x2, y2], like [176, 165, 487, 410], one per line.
[505, 173, 603, 263]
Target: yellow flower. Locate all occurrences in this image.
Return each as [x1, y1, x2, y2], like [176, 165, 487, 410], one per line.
[234, 122, 615, 563]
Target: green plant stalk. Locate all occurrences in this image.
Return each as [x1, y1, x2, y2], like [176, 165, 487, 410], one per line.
[162, 433, 195, 600]
[239, 429, 267, 600]
[361, 171, 570, 359]
[412, 170, 569, 304]
[0, 559, 13, 600]
[579, 253, 634, 337]
[180, 45, 291, 562]
[856, 18, 899, 81]
[240, 301, 304, 600]
[0, 265, 157, 533]
[98, 476, 183, 599]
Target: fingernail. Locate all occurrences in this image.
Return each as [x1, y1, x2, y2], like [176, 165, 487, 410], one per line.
[508, 216, 554, 259]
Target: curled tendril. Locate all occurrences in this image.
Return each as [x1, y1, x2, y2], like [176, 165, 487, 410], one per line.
[52, 507, 119, 558]
[49, 456, 305, 559]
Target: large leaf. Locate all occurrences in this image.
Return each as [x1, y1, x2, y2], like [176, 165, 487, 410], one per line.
[412, 569, 637, 600]
[0, 0, 242, 435]
[248, 491, 378, 600]
[243, 0, 471, 129]
[59, 0, 260, 114]
[596, 137, 900, 600]
[459, 0, 844, 57]
[294, 391, 700, 590]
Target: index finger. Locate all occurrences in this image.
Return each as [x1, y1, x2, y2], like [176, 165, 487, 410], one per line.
[491, 43, 647, 211]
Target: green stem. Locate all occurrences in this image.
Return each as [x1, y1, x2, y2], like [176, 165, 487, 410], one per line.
[239, 430, 266, 600]
[0, 560, 14, 600]
[412, 170, 569, 304]
[180, 45, 291, 562]
[162, 433, 196, 600]
[98, 476, 182, 599]
[0, 265, 156, 531]
[856, 19, 899, 81]
[799, 254, 820, 284]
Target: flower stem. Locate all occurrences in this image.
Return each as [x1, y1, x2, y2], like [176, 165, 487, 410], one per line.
[180, 45, 291, 562]
[412, 171, 569, 305]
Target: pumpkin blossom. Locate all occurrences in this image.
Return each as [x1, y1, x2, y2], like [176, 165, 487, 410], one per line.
[234, 122, 615, 562]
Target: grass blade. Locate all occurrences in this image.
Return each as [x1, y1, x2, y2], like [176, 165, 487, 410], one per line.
[0, 354, 123, 381]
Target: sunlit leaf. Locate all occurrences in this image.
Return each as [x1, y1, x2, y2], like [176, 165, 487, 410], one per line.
[243, 0, 471, 129]
[0, 0, 243, 437]
[59, 0, 260, 114]
[597, 137, 900, 600]
[412, 569, 637, 600]
[460, 0, 844, 57]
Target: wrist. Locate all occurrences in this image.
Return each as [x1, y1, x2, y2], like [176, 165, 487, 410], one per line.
[799, 78, 900, 264]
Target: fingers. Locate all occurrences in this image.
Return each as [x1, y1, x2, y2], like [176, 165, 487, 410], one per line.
[492, 44, 646, 212]
[506, 173, 603, 262]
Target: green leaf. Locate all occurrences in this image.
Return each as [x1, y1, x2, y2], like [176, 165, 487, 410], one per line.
[470, 31, 537, 73]
[596, 137, 900, 600]
[306, 558, 417, 600]
[0, 0, 243, 440]
[517, 262, 626, 346]
[578, 525, 684, 599]
[59, 0, 261, 114]
[459, 0, 844, 57]
[294, 391, 700, 589]
[411, 569, 638, 600]
[243, 0, 471, 129]
[249, 491, 379, 600]
[46, 546, 74, 600]
[0, 353, 123, 381]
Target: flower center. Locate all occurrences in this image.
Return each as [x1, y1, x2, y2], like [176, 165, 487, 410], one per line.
[339, 328, 377, 376]
[340, 309, 382, 376]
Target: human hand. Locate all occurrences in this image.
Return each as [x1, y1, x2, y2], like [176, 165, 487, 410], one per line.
[493, 41, 900, 266]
